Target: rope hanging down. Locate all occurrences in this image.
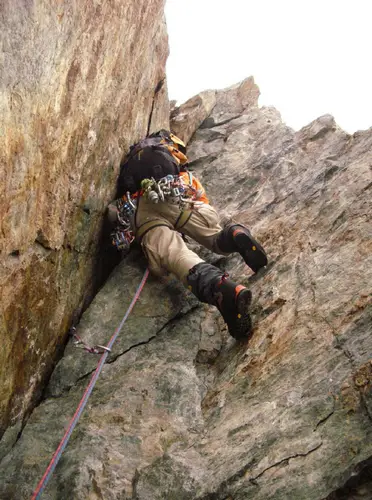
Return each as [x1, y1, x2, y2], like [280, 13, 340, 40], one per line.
[31, 268, 150, 500]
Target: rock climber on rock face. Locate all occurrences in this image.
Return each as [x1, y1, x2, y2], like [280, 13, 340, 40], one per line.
[112, 130, 268, 341]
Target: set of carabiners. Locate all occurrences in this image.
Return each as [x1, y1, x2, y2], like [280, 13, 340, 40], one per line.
[110, 193, 136, 252]
[141, 174, 203, 209]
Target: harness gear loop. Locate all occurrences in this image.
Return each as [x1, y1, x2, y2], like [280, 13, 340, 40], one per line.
[113, 174, 205, 249]
[141, 175, 203, 209]
[110, 192, 137, 252]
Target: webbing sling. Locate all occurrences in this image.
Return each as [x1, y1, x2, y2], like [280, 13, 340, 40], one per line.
[135, 220, 172, 242]
[174, 209, 192, 230]
[135, 209, 192, 242]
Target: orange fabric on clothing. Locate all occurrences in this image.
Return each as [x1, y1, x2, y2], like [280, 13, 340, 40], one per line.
[129, 172, 209, 204]
[179, 172, 209, 204]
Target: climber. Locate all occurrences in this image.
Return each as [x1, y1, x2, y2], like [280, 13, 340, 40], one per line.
[114, 130, 268, 341]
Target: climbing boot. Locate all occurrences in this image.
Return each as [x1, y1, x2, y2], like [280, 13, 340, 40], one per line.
[214, 273, 253, 341]
[216, 224, 268, 273]
[186, 262, 253, 341]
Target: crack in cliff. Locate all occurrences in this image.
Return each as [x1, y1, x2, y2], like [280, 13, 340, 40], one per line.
[108, 304, 200, 365]
[314, 404, 336, 430]
[146, 78, 165, 135]
[200, 442, 324, 499]
[249, 441, 323, 485]
[107, 334, 157, 364]
[52, 333, 160, 395]
[49, 304, 202, 400]
[201, 114, 242, 129]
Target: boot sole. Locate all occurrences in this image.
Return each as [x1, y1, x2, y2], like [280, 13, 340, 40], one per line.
[234, 231, 268, 273]
[232, 288, 253, 341]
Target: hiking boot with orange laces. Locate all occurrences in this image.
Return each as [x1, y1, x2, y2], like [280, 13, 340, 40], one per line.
[216, 224, 268, 273]
[186, 262, 253, 341]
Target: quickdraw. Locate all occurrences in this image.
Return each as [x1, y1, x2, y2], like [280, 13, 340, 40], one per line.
[110, 192, 136, 252]
[70, 327, 111, 355]
[31, 268, 149, 500]
[141, 174, 204, 210]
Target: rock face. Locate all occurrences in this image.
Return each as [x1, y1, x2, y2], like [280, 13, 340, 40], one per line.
[170, 77, 260, 144]
[0, 79, 371, 499]
[0, 0, 170, 436]
[170, 90, 217, 144]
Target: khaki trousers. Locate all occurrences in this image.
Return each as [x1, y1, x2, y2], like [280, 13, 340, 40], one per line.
[135, 196, 226, 282]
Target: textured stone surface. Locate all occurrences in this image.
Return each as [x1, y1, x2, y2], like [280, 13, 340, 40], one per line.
[0, 79, 371, 499]
[170, 90, 217, 144]
[0, 0, 170, 435]
[170, 77, 260, 145]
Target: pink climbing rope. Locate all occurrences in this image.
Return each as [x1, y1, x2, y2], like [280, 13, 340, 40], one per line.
[31, 268, 150, 500]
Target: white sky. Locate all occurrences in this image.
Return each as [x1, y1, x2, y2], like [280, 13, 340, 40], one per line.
[165, 0, 372, 133]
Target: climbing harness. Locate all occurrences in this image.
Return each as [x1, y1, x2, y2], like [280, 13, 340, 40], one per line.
[141, 173, 204, 210]
[111, 173, 204, 250]
[134, 173, 203, 243]
[110, 192, 136, 252]
[30, 268, 149, 500]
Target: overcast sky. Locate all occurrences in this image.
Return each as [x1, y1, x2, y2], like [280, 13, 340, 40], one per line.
[165, 0, 372, 133]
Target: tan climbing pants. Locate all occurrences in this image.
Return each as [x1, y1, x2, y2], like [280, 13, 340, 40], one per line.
[135, 196, 226, 282]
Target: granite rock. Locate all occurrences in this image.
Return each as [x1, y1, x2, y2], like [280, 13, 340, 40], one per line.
[0, 78, 371, 499]
[0, 0, 170, 434]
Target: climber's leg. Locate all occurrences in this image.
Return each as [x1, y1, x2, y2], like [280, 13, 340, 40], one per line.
[180, 205, 268, 274]
[215, 223, 268, 273]
[141, 225, 203, 282]
[142, 228, 253, 341]
[179, 203, 225, 252]
[186, 262, 253, 341]
[139, 211, 254, 341]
